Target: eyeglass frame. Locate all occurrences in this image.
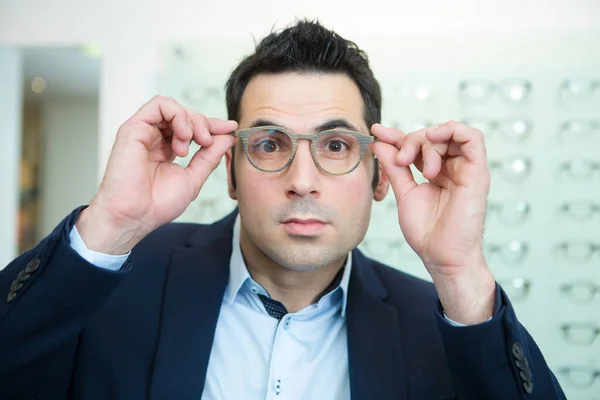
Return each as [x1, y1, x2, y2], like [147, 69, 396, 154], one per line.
[560, 322, 600, 346]
[231, 125, 377, 176]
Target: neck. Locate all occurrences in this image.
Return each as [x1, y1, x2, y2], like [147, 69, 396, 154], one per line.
[240, 236, 346, 314]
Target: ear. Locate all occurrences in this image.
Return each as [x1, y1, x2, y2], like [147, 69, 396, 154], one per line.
[225, 148, 237, 200]
[373, 158, 390, 201]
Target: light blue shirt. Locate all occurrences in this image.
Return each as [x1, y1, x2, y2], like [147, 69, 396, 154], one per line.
[70, 216, 352, 399]
[69, 215, 471, 399]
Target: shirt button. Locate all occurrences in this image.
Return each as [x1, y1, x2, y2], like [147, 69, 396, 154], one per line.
[275, 379, 281, 395]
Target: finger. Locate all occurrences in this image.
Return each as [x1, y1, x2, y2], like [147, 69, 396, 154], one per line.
[371, 123, 407, 148]
[135, 95, 193, 158]
[188, 112, 213, 147]
[371, 140, 417, 201]
[424, 121, 486, 163]
[185, 134, 236, 194]
[392, 125, 438, 166]
[422, 143, 443, 180]
[207, 118, 238, 135]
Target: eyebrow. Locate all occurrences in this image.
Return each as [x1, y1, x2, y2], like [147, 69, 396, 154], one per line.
[248, 118, 363, 133]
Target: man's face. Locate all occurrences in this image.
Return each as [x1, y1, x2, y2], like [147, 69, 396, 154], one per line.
[226, 72, 388, 271]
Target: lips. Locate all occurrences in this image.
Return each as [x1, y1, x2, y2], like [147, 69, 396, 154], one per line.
[282, 218, 329, 235]
[283, 218, 327, 224]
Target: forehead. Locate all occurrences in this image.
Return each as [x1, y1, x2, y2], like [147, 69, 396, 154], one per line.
[238, 72, 368, 133]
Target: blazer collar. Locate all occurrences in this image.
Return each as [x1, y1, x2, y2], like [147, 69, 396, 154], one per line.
[149, 211, 237, 400]
[346, 249, 408, 400]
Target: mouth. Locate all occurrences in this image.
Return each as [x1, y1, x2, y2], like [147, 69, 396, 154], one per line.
[281, 218, 329, 236]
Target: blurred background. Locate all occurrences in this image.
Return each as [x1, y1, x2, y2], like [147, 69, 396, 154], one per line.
[1, 0, 599, 398]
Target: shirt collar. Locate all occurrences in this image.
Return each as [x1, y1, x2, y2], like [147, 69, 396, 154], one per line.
[226, 214, 352, 317]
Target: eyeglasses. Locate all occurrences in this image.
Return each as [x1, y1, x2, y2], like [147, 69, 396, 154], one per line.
[487, 200, 531, 225]
[557, 160, 600, 181]
[558, 201, 600, 221]
[557, 366, 600, 389]
[484, 240, 529, 264]
[497, 277, 531, 302]
[558, 79, 600, 104]
[555, 241, 600, 264]
[232, 126, 375, 175]
[558, 119, 600, 142]
[560, 322, 600, 346]
[489, 157, 532, 183]
[560, 282, 600, 305]
[462, 118, 533, 143]
[458, 79, 532, 105]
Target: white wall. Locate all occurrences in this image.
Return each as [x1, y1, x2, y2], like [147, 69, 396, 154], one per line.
[38, 98, 99, 238]
[0, 48, 22, 267]
[2, 0, 599, 176]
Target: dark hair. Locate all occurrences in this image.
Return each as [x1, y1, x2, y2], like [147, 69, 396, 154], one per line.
[225, 19, 382, 191]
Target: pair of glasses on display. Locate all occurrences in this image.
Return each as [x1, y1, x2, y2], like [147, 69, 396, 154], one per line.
[560, 323, 600, 347]
[497, 277, 531, 302]
[560, 282, 600, 305]
[458, 79, 532, 105]
[558, 119, 600, 142]
[558, 79, 600, 104]
[484, 240, 529, 264]
[487, 200, 531, 225]
[558, 366, 600, 389]
[489, 157, 532, 183]
[555, 241, 600, 264]
[461, 118, 533, 143]
[557, 160, 600, 181]
[231, 126, 375, 175]
[558, 201, 600, 221]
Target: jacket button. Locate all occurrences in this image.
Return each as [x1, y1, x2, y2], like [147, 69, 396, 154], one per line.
[512, 342, 524, 360]
[520, 367, 533, 383]
[25, 258, 41, 273]
[16, 271, 31, 282]
[6, 291, 17, 303]
[523, 381, 533, 394]
[9, 281, 24, 292]
[516, 357, 529, 371]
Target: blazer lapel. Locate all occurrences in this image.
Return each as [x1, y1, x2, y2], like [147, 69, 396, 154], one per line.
[149, 213, 236, 400]
[347, 249, 408, 400]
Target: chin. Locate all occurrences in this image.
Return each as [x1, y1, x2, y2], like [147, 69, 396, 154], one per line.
[268, 240, 353, 271]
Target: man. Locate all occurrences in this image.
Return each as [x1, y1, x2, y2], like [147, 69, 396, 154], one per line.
[0, 20, 564, 399]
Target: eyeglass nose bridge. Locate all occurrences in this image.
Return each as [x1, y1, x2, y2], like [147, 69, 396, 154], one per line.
[285, 135, 323, 173]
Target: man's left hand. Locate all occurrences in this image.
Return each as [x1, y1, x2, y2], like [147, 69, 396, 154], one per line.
[371, 121, 496, 325]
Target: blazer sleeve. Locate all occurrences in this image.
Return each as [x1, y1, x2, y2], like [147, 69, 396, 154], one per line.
[435, 284, 567, 400]
[0, 206, 131, 398]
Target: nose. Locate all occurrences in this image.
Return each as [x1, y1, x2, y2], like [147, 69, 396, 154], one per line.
[285, 139, 321, 199]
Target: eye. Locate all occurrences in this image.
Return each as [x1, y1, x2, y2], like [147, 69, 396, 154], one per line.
[326, 139, 347, 152]
[257, 140, 279, 153]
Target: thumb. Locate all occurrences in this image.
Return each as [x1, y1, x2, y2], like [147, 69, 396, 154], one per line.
[372, 141, 417, 201]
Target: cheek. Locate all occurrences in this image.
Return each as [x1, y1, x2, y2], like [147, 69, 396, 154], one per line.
[235, 166, 278, 212]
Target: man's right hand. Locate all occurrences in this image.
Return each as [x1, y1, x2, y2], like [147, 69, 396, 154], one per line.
[75, 95, 237, 255]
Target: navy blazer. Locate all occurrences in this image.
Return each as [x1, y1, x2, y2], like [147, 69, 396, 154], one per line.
[0, 207, 565, 399]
